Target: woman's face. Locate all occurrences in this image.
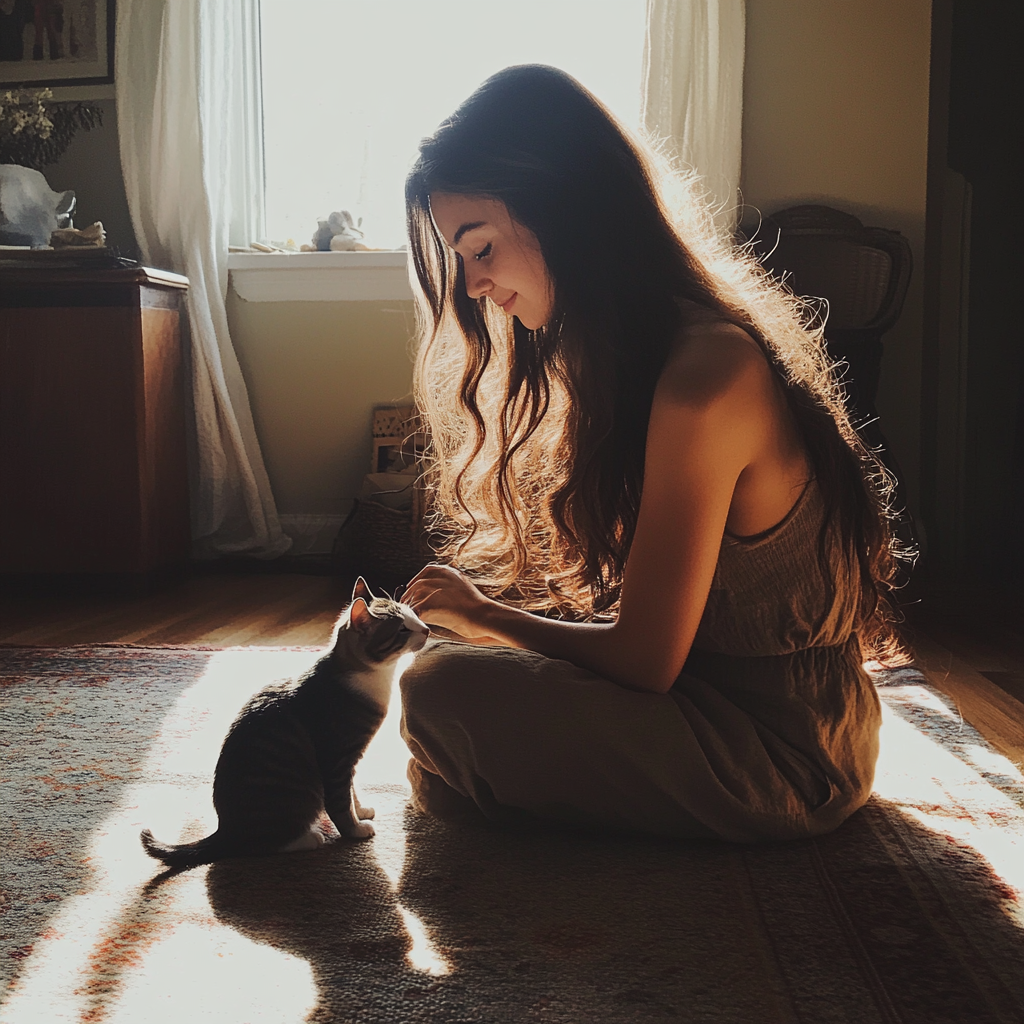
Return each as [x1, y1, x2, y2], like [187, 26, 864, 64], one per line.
[430, 193, 554, 330]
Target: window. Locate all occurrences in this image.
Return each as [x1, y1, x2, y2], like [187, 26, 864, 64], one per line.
[259, 0, 647, 252]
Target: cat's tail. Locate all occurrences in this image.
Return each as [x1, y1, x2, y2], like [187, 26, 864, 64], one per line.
[139, 828, 232, 869]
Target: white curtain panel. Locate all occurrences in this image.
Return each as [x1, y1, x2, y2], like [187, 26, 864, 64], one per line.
[642, 0, 746, 235]
[116, 0, 290, 557]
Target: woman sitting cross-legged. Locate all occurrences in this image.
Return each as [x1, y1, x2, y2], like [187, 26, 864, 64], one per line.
[400, 64, 907, 843]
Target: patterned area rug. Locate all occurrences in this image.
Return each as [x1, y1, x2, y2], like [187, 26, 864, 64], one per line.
[1, 648, 1022, 1024]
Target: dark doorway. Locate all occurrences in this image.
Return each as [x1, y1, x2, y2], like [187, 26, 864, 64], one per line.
[921, 0, 1023, 590]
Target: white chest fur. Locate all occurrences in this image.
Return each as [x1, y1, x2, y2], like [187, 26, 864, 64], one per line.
[345, 664, 396, 709]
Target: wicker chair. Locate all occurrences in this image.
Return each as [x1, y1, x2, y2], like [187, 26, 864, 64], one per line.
[750, 205, 917, 555]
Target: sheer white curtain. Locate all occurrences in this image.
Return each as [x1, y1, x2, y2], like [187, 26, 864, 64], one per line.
[116, 0, 290, 557]
[642, 0, 746, 235]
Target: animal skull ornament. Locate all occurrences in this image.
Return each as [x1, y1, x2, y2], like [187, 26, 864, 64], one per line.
[0, 164, 76, 247]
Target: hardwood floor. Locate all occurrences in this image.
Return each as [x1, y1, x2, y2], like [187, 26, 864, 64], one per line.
[0, 572, 350, 648]
[904, 587, 1024, 702]
[1, 568, 1021, 768]
[902, 583, 1024, 770]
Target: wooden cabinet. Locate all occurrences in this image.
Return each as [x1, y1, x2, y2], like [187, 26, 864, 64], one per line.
[0, 267, 191, 576]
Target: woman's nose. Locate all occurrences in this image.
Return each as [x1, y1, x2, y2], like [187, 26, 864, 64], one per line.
[463, 262, 491, 300]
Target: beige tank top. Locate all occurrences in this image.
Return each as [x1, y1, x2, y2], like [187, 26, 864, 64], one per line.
[692, 480, 861, 658]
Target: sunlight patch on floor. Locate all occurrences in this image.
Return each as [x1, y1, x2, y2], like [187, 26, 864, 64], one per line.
[397, 905, 450, 977]
[355, 653, 417, 808]
[359, 654, 452, 977]
[12, 654, 1018, 1021]
[0, 650, 323, 1024]
[102, 920, 316, 1024]
[875, 688, 1024, 926]
[0, 648, 449, 1023]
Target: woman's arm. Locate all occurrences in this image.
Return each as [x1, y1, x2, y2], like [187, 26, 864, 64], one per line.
[404, 328, 780, 693]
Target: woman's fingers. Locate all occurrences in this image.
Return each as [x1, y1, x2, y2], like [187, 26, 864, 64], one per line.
[401, 566, 448, 605]
[401, 565, 492, 637]
[405, 584, 444, 614]
[404, 565, 472, 607]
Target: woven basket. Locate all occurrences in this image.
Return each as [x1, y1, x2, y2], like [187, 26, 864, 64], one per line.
[332, 403, 434, 586]
[331, 492, 431, 586]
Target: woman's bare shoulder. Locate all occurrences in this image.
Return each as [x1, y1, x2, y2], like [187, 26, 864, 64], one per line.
[657, 320, 772, 412]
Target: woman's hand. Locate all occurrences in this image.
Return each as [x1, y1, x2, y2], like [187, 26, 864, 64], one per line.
[402, 565, 505, 644]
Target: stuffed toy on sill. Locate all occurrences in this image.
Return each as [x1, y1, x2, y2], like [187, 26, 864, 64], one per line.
[301, 209, 381, 252]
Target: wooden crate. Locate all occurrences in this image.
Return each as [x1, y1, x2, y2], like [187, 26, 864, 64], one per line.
[371, 404, 428, 473]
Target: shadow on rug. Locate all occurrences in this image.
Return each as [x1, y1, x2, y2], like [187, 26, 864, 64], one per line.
[1, 648, 1022, 1024]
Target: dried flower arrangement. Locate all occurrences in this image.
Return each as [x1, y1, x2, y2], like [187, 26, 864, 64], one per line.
[0, 88, 102, 170]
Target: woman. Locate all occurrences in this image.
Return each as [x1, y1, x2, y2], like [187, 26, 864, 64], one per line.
[400, 65, 902, 843]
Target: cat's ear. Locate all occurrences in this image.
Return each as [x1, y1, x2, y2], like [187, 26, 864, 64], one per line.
[352, 576, 373, 603]
[348, 597, 373, 635]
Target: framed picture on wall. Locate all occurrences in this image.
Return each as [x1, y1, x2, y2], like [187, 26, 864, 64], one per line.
[0, 1, 114, 87]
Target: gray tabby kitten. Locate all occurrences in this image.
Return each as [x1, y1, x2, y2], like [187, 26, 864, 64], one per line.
[141, 578, 428, 869]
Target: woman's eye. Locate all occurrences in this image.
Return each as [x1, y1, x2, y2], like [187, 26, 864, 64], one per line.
[473, 243, 492, 261]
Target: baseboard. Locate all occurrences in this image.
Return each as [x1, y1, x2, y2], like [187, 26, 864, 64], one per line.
[278, 512, 350, 555]
[0, 564, 190, 598]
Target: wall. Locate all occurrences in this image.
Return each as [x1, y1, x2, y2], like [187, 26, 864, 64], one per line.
[32, 3, 936, 532]
[40, 92, 416, 532]
[238, 0, 935, 524]
[41, 95, 137, 258]
[741, 0, 933, 518]
[225, 293, 417, 520]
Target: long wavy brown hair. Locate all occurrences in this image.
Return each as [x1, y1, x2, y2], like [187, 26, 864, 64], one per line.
[406, 65, 906, 657]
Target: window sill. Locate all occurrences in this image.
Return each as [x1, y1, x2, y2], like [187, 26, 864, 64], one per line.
[227, 251, 413, 302]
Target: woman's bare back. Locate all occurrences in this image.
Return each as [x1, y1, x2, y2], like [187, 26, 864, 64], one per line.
[667, 321, 812, 540]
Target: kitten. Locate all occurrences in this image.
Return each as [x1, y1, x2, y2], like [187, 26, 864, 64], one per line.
[140, 578, 428, 869]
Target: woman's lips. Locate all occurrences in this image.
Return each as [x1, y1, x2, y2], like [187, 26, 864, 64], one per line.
[496, 293, 517, 312]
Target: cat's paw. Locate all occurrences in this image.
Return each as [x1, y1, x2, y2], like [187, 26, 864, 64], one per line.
[355, 804, 375, 820]
[339, 820, 376, 840]
[280, 827, 326, 853]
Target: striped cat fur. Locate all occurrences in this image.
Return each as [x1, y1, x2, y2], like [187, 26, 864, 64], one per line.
[140, 578, 428, 869]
